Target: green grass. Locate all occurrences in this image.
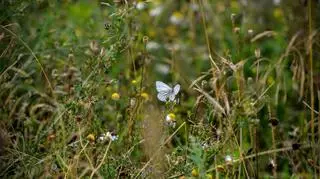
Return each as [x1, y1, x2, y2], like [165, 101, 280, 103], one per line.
[1, 0, 319, 178]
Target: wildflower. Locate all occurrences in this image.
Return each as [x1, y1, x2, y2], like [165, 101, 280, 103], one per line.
[98, 134, 107, 142]
[165, 113, 176, 128]
[225, 155, 233, 164]
[155, 64, 170, 75]
[170, 11, 183, 25]
[166, 113, 176, 122]
[135, 1, 146, 10]
[146, 41, 160, 51]
[87, 134, 95, 142]
[191, 168, 199, 177]
[149, 6, 163, 17]
[111, 92, 120, 101]
[140, 92, 149, 100]
[131, 80, 138, 85]
[106, 131, 118, 141]
[98, 131, 118, 142]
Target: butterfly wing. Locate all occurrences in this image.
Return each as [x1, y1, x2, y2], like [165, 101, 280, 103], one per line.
[173, 84, 180, 95]
[156, 81, 172, 92]
[167, 84, 180, 102]
[156, 81, 172, 102]
[168, 93, 176, 101]
[157, 93, 168, 102]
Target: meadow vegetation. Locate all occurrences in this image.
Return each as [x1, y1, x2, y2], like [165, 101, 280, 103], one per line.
[1, 0, 320, 178]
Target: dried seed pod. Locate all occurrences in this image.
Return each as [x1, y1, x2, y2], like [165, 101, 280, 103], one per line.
[292, 143, 301, 150]
[269, 118, 279, 127]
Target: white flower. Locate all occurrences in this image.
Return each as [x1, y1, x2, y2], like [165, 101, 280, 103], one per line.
[135, 1, 146, 10]
[224, 155, 232, 162]
[98, 134, 107, 142]
[165, 113, 176, 128]
[225, 155, 233, 163]
[146, 41, 160, 51]
[155, 64, 170, 75]
[106, 132, 118, 141]
[99, 132, 118, 142]
[166, 113, 176, 122]
[170, 12, 183, 25]
[149, 6, 163, 17]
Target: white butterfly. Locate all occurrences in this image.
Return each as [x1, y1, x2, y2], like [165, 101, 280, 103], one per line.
[156, 81, 180, 102]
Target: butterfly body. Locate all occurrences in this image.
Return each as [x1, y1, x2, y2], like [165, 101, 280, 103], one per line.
[156, 81, 180, 102]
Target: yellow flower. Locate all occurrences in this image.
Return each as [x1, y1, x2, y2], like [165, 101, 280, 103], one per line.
[170, 11, 184, 25]
[166, 113, 176, 122]
[111, 93, 120, 101]
[141, 92, 149, 100]
[191, 168, 199, 177]
[87, 134, 95, 142]
[131, 80, 138, 85]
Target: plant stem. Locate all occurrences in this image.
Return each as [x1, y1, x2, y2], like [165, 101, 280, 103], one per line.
[307, 0, 315, 175]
